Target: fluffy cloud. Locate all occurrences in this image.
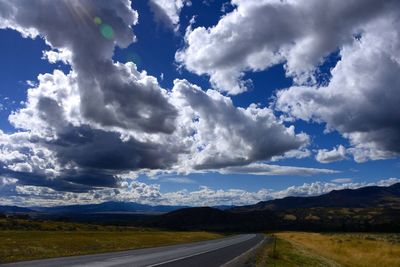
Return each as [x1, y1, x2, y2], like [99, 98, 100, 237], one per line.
[176, 0, 399, 94]
[0, 0, 178, 191]
[149, 0, 191, 31]
[1, 0, 177, 135]
[164, 186, 271, 206]
[316, 145, 347, 163]
[0, 177, 18, 198]
[171, 79, 309, 170]
[276, 12, 400, 162]
[1, 68, 314, 191]
[0, 0, 318, 193]
[331, 178, 353, 183]
[218, 163, 337, 176]
[0, 178, 162, 207]
[2, 69, 184, 191]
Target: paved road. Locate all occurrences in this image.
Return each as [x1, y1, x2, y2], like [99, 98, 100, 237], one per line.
[1, 234, 265, 267]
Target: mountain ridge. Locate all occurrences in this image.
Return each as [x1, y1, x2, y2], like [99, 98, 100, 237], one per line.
[29, 201, 189, 214]
[1, 183, 399, 214]
[152, 183, 400, 232]
[231, 183, 400, 212]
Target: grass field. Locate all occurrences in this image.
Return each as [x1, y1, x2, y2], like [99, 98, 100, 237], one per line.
[253, 232, 400, 267]
[0, 218, 223, 263]
[252, 234, 338, 266]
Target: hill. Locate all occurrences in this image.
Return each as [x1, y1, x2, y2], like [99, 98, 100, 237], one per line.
[2, 184, 400, 232]
[31, 201, 188, 214]
[232, 183, 400, 212]
[0, 205, 34, 213]
[153, 183, 400, 232]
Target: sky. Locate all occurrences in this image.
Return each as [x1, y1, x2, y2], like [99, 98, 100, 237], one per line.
[0, 0, 400, 207]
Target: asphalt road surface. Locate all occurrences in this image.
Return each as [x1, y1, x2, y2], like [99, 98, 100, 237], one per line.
[1, 233, 265, 267]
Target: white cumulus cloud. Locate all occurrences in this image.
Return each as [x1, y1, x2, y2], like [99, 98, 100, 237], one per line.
[176, 0, 399, 94]
[316, 145, 347, 163]
[149, 0, 191, 31]
[0, 0, 321, 194]
[276, 12, 400, 162]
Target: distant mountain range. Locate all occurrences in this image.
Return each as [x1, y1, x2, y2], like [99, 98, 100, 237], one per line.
[0, 201, 233, 215]
[232, 182, 400, 212]
[0, 205, 34, 213]
[153, 183, 400, 232]
[2, 183, 400, 232]
[30, 201, 189, 214]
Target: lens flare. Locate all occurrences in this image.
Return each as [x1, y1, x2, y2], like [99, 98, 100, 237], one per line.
[100, 24, 114, 39]
[94, 16, 102, 25]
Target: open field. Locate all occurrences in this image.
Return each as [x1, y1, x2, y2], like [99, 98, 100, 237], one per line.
[0, 218, 223, 263]
[252, 234, 338, 266]
[253, 232, 400, 267]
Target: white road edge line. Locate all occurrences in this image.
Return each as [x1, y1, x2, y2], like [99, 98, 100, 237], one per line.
[146, 235, 255, 267]
[220, 235, 266, 267]
[146, 247, 225, 267]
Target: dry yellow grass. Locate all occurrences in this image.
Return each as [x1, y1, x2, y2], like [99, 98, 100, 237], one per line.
[275, 232, 400, 267]
[252, 235, 339, 267]
[0, 230, 223, 263]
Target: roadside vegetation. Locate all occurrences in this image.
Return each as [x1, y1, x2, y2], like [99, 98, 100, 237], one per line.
[251, 234, 338, 266]
[252, 232, 400, 267]
[0, 217, 223, 263]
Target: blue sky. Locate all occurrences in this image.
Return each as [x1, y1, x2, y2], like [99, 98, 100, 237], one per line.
[0, 0, 399, 206]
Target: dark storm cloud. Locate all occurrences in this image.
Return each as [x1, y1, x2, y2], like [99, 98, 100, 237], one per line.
[53, 128, 179, 171]
[0, 126, 179, 192]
